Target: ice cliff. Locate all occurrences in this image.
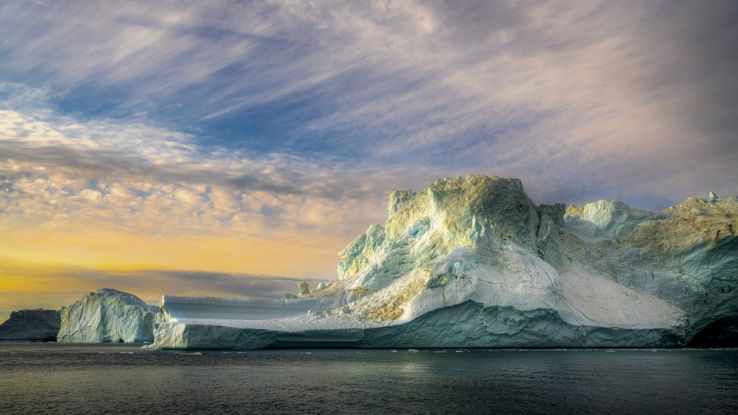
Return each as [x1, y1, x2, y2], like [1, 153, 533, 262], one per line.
[58, 288, 159, 343]
[154, 176, 737, 349]
[0, 309, 60, 341]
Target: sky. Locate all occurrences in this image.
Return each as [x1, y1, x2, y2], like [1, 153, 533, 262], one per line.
[1, 0, 737, 319]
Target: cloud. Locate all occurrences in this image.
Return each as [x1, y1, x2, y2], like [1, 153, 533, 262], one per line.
[54, 269, 314, 303]
[1, 1, 737, 209]
[0, 258, 319, 320]
[0, 106, 414, 237]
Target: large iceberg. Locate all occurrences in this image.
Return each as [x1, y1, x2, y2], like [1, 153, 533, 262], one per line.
[154, 176, 738, 349]
[58, 288, 159, 343]
[0, 309, 60, 341]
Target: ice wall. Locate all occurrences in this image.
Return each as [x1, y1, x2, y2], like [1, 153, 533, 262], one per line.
[58, 288, 160, 343]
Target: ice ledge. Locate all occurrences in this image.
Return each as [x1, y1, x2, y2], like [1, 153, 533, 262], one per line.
[153, 301, 687, 350]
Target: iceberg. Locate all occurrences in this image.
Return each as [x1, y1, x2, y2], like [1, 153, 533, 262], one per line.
[0, 309, 60, 341]
[153, 176, 737, 349]
[58, 288, 160, 343]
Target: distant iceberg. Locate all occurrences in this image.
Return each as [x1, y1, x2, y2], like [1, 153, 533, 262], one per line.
[152, 175, 738, 349]
[58, 288, 160, 343]
[0, 309, 60, 341]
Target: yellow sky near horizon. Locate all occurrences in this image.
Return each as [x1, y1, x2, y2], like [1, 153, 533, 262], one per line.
[0, 224, 356, 322]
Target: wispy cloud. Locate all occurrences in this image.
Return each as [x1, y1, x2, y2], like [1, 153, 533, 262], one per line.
[2, 1, 736, 207]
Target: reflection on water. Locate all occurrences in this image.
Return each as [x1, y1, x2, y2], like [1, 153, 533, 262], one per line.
[1, 343, 737, 414]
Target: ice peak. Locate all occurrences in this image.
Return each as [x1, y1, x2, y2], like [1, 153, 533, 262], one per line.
[337, 175, 542, 296]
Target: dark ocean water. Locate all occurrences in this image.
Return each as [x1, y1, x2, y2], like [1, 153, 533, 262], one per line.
[1, 344, 737, 415]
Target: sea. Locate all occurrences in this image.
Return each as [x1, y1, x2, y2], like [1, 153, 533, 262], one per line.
[1, 343, 737, 414]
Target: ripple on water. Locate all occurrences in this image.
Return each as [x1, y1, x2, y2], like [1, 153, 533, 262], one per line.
[0, 344, 737, 415]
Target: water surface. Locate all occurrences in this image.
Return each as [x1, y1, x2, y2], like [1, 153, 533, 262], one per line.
[1, 343, 737, 414]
